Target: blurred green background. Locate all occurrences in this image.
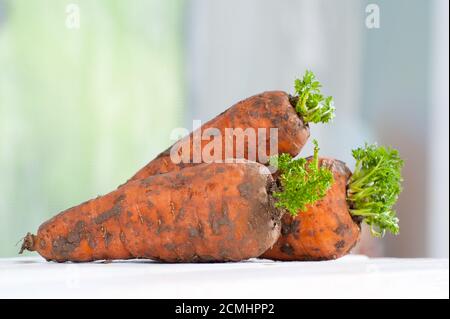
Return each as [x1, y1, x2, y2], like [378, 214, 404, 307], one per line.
[0, 0, 184, 256]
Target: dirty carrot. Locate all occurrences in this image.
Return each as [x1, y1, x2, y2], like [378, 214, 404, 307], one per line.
[20, 146, 332, 262]
[127, 70, 335, 182]
[262, 143, 404, 261]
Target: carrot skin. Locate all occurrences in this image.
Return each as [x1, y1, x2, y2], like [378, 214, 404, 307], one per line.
[261, 158, 361, 261]
[28, 162, 281, 262]
[128, 91, 309, 181]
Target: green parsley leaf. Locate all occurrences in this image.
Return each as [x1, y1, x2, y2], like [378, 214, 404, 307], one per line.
[294, 70, 335, 124]
[347, 143, 404, 237]
[271, 140, 334, 216]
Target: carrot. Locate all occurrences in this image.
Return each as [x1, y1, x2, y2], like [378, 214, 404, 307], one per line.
[262, 143, 404, 261]
[262, 157, 359, 260]
[127, 70, 334, 182]
[20, 147, 333, 263]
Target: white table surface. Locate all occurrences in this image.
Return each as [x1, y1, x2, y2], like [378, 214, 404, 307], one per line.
[0, 255, 448, 299]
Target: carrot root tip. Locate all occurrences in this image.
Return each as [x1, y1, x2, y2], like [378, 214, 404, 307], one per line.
[19, 232, 36, 254]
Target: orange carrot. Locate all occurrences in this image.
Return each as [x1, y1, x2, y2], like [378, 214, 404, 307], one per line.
[262, 144, 404, 261]
[21, 161, 282, 262]
[127, 71, 334, 182]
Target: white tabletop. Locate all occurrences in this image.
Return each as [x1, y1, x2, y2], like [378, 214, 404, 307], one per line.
[0, 255, 448, 299]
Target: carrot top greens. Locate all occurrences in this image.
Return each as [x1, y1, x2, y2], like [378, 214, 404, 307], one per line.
[271, 140, 334, 216]
[347, 143, 404, 237]
[294, 70, 335, 124]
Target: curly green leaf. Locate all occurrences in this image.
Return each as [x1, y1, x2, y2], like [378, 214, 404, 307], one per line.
[347, 143, 404, 237]
[271, 140, 334, 216]
[293, 70, 335, 124]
